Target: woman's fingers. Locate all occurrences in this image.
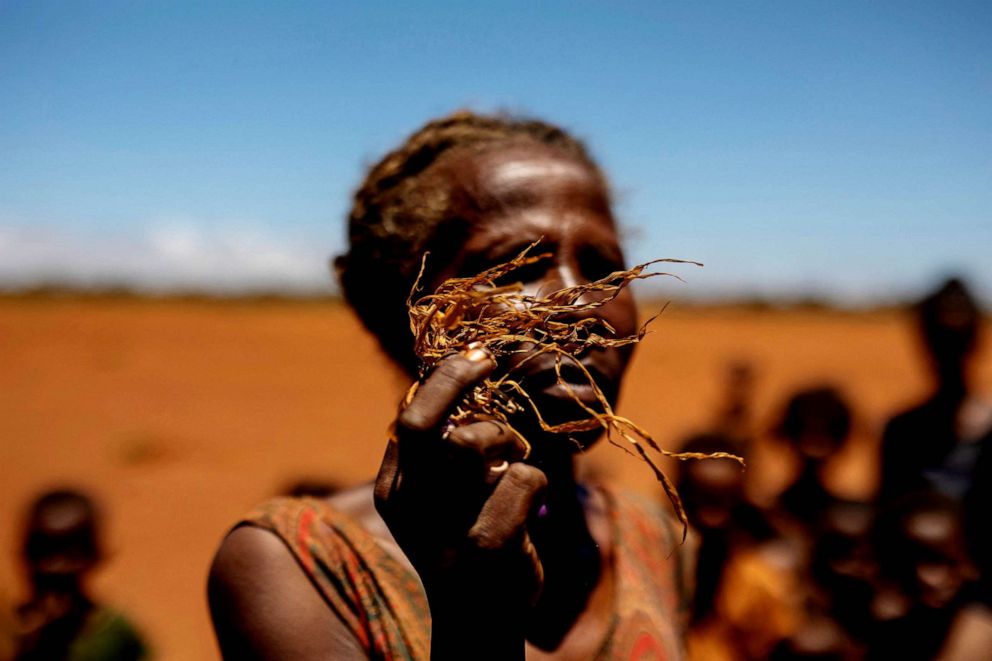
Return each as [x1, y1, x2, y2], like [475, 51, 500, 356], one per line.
[395, 349, 495, 442]
[467, 462, 548, 604]
[378, 346, 506, 529]
[468, 463, 547, 550]
[379, 344, 547, 596]
[377, 418, 523, 517]
[391, 419, 529, 534]
[372, 441, 401, 519]
[444, 420, 529, 482]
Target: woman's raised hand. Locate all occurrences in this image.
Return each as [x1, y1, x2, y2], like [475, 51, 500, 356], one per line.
[374, 346, 546, 659]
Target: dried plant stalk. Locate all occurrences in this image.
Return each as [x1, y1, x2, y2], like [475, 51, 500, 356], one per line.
[406, 243, 743, 538]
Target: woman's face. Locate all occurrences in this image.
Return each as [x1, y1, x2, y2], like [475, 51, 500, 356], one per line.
[430, 142, 639, 448]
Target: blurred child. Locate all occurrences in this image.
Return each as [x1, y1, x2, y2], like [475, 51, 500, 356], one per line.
[680, 433, 795, 661]
[867, 490, 978, 660]
[688, 387, 862, 660]
[809, 500, 876, 644]
[772, 386, 853, 530]
[678, 433, 771, 624]
[13, 489, 147, 661]
[880, 278, 991, 504]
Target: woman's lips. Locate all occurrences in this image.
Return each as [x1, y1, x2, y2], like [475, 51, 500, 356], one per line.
[511, 354, 611, 405]
[539, 381, 599, 404]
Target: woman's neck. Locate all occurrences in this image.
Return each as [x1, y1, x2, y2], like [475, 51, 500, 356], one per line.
[525, 459, 607, 650]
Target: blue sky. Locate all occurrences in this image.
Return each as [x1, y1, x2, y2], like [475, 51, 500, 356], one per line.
[1, 1, 989, 303]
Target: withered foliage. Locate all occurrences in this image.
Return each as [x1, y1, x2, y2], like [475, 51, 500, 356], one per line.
[406, 244, 743, 538]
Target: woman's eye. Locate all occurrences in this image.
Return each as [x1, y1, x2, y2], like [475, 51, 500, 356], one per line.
[492, 255, 552, 286]
[456, 250, 552, 286]
[578, 246, 624, 282]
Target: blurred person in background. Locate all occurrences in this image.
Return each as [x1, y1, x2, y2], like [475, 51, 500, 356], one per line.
[689, 498, 874, 661]
[685, 386, 862, 660]
[770, 386, 854, 534]
[208, 111, 695, 660]
[677, 432, 771, 626]
[12, 489, 147, 661]
[766, 499, 877, 660]
[867, 490, 979, 661]
[713, 360, 758, 449]
[934, 445, 992, 660]
[873, 278, 991, 660]
[808, 500, 876, 647]
[678, 432, 787, 661]
[880, 278, 991, 505]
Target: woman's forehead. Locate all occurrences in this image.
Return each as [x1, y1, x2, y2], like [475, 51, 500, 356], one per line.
[441, 141, 601, 187]
[440, 142, 611, 220]
[477, 150, 596, 191]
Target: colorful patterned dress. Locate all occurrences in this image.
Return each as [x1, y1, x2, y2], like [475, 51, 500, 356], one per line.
[240, 486, 691, 660]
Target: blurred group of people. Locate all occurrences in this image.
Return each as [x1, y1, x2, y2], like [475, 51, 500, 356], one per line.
[680, 278, 991, 661]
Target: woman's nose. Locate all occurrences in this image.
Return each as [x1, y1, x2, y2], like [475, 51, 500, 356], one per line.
[540, 262, 606, 313]
[533, 261, 580, 296]
[553, 262, 581, 290]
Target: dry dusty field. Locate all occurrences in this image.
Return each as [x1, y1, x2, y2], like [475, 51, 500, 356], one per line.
[1, 298, 989, 659]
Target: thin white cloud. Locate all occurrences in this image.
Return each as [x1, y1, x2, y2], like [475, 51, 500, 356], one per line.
[0, 220, 338, 293]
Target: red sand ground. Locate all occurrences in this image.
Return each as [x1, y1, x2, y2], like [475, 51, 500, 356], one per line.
[1, 299, 989, 659]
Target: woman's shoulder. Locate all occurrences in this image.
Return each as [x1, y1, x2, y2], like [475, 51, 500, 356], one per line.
[208, 483, 429, 660]
[208, 509, 369, 659]
[244, 483, 415, 573]
[243, 484, 379, 541]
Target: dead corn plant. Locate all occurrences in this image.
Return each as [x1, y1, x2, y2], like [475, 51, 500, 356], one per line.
[405, 243, 743, 538]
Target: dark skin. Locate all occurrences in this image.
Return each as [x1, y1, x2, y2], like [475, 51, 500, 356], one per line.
[209, 142, 639, 660]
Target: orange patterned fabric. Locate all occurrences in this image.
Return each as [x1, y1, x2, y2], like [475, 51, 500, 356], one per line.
[241, 487, 690, 660]
[596, 488, 692, 660]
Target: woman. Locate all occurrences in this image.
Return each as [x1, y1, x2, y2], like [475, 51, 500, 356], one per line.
[208, 111, 692, 660]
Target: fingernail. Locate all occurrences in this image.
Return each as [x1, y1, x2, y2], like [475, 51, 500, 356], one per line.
[488, 460, 510, 475]
[463, 342, 493, 364]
